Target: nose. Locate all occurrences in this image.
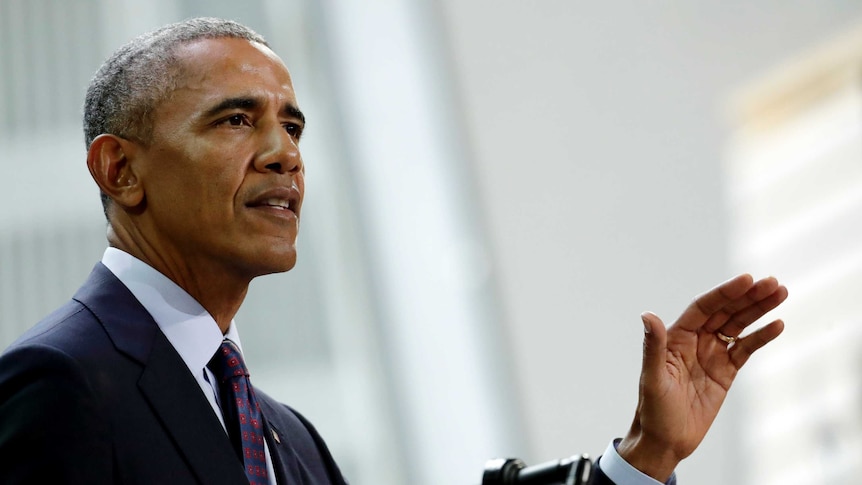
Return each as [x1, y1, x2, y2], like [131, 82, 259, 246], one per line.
[253, 122, 303, 174]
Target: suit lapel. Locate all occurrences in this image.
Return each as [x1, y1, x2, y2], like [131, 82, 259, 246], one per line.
[139, 335, 248, 484]
[74, 264, 248, 484]
[259, 397, 303, 483]
[263, 418, 290, 484]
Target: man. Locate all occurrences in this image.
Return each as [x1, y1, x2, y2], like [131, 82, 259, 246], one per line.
[0, 17, 787, 485]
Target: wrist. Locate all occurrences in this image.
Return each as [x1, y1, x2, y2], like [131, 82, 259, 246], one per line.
[617, 432, 680, 483]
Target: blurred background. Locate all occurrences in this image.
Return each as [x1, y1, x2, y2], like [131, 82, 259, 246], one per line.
[1, 1, 861, 484]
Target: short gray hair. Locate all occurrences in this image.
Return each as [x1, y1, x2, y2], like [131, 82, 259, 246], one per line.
[83, 17, 268, 216]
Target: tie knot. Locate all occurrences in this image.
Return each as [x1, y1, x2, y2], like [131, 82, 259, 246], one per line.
[208, 339, 250, 382]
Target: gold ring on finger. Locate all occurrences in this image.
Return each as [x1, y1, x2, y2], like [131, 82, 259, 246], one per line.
[716, 332, 737, 344]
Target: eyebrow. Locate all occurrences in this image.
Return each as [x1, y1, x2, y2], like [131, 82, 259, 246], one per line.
[202, 96, 306, 125]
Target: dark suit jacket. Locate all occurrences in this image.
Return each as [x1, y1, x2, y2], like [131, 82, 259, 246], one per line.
[0, 263, 347, 484]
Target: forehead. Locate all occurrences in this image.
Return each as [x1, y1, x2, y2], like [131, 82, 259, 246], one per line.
[168, 37, 297, 108]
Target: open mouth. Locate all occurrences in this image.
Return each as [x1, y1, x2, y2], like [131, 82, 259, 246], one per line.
[246, 187, 301, 216]
[256, 197, 294, 211]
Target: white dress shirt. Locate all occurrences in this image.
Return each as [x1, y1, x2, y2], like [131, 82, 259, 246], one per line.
[101, 247, 277, 484]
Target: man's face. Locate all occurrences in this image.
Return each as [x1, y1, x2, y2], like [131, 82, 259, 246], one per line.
[133, 37, 305, 280]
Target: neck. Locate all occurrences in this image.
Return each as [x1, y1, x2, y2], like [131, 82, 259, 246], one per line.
[107, 225, 249, 334]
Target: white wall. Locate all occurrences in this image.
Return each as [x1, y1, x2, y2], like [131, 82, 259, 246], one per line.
[434, 1, 862, 483]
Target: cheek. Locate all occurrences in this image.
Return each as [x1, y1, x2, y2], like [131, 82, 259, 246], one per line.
[195, 170, 244, 216]
[146, 137, 251, 221]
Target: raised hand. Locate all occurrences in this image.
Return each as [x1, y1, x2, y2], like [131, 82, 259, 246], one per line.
[617, 274, 787, 482]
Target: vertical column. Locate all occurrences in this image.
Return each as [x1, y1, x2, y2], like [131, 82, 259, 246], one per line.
[318, 0, 523, 484]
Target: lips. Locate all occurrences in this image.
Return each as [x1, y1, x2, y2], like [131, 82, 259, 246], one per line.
[258, 197, 292, 210]
[246, 186, 301, 216]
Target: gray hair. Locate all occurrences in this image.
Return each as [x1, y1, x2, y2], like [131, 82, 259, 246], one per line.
[83, 17, 268, 216]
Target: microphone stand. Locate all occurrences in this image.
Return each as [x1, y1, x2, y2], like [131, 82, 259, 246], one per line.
[482, 454, 593, 485]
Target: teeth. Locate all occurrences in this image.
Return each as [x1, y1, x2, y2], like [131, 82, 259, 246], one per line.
[262, 198, 290, 209]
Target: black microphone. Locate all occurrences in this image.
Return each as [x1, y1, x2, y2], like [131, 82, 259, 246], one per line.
[482, 455, 593, 485]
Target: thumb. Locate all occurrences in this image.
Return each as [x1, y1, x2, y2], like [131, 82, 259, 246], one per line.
[640, 311, 667, 382]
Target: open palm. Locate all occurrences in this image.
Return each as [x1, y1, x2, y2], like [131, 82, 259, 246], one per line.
[617, 274, 787, 482]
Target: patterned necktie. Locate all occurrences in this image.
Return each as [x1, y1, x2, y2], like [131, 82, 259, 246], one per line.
[208, 339, 269, 485]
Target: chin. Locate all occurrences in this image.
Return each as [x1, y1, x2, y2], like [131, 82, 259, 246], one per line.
[254, 248, 298, 277]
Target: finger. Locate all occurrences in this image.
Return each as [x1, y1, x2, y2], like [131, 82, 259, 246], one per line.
[728, 319, 785, 369]
[702, 277, 782, 333]
[676, 274, 754, 332]
[640, 311, 667, 386]
[714, 285, 788, 337]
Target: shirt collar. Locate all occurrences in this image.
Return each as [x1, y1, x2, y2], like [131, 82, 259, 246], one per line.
[101, 247, 243, 374]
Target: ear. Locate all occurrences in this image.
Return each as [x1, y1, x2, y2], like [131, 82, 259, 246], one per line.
[87, 134, 145, 210]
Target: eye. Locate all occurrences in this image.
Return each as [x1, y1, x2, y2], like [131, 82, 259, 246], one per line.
[284, 123, 303, 139]
[219, 114, 250, 127]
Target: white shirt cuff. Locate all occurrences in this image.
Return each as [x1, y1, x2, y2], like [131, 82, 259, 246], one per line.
[598, 439, 676, 485]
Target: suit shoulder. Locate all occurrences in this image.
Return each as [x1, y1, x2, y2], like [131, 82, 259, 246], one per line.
[5, 298, 101, 352]
[1, 298, 118, 396]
